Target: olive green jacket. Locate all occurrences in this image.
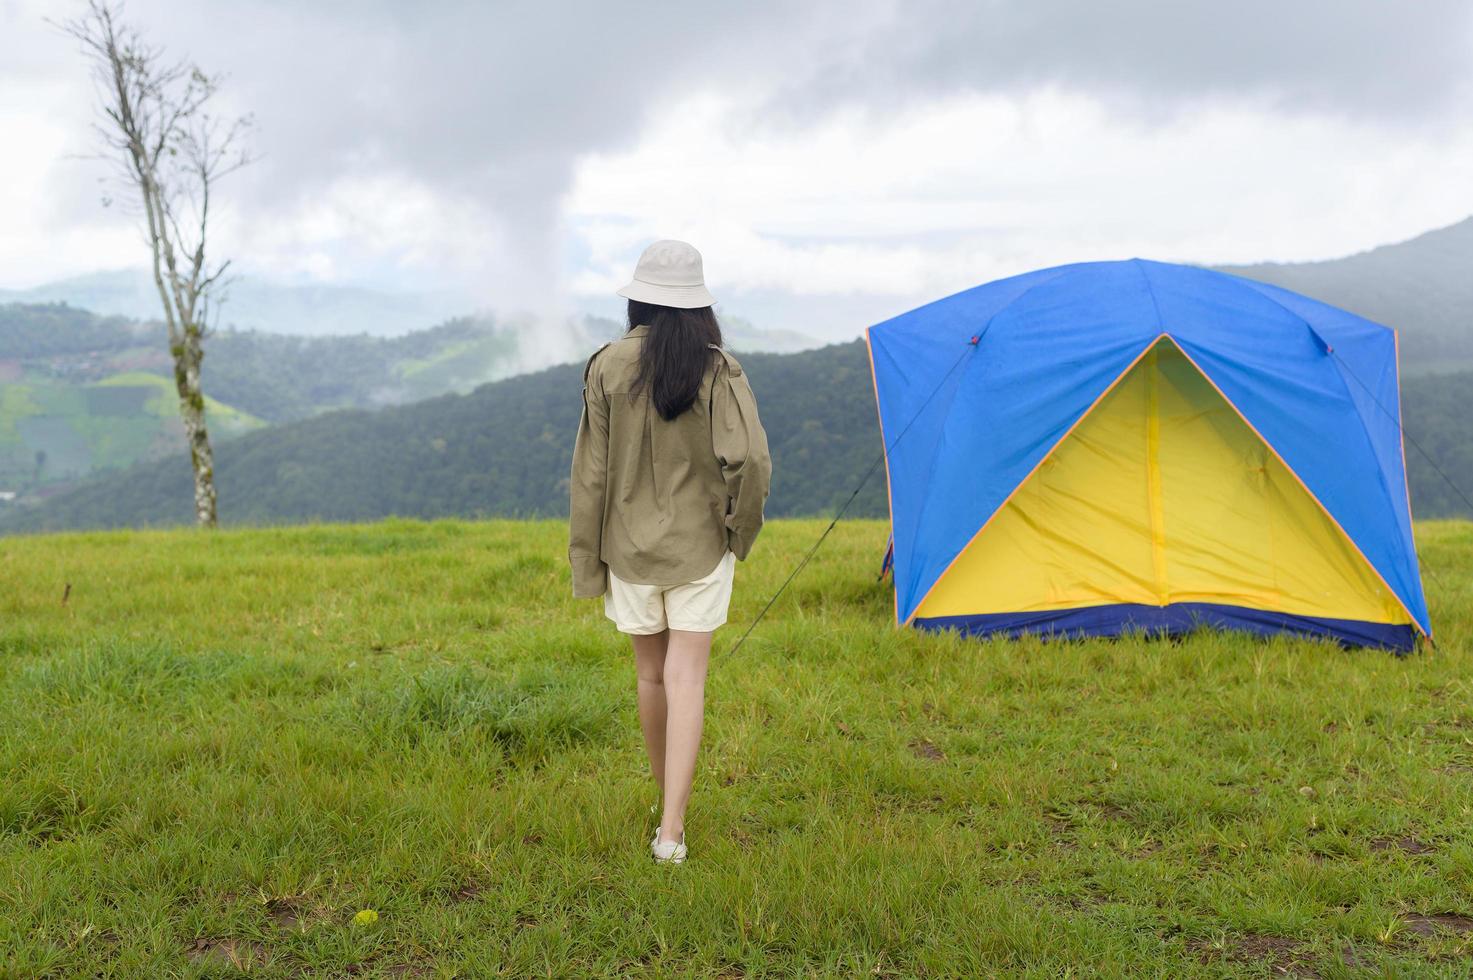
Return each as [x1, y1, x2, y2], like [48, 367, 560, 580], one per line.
[568, 325, 772, 598]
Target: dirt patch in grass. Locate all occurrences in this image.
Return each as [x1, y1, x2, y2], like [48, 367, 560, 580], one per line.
[1090, 801, 1133, 822]
[908, 738, 945, 761]
[262, 893, 333, 931]
[1043, 816, 1078, 851]
[265, 896, 305, 931]
[185, 936, 271, 968]
[1188, 934, 1318, 977]
[1061, 888, 1107, 910]
[449, 880, 484, 902]
[1370, 835, 1435, 855]
[78, 927, 124, 965]
[1043, 800, 1140, 850]
[1402, 913, 1473, 936]
[1129, 838, 1162, 858]
[344, 957, 434, 977]
[385, 966, 433, 978]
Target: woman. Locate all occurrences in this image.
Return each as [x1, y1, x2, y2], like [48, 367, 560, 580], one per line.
[568, 240, 772, 864]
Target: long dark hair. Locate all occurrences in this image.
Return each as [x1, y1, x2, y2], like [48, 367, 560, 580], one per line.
[627, 300, 723, 420]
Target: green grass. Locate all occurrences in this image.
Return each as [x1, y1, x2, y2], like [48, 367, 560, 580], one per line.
[1, 519, 1471, 977]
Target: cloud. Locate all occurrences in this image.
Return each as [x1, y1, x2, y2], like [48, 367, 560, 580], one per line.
[3, 0, 1472, 323]
[568, 88, 1473, 337]
[774, 0, 1473, 126]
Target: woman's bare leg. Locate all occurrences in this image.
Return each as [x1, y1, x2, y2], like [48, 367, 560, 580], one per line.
[657, 628, 713, 844]
[631, 631, 669, 791]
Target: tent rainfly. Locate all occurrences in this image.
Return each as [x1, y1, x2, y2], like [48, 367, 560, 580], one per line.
[866, 259, 1430, 652]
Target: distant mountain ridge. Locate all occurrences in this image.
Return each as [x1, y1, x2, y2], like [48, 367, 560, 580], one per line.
[4, 338, 1470, 536]
[1214, 217, 1473, 372]
[0, 269, 823, 353]
[0, 303, 526, 500]
[0, 342, 886, 532]
[4, 215, 1471, 527]
[0, 300, 819, 503]
[0, 270, 469, 339]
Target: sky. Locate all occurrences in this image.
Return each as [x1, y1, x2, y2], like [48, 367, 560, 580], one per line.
[3, 0, 1473, 340]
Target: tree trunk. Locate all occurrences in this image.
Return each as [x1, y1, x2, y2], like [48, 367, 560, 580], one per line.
[172, 330, 217, 528]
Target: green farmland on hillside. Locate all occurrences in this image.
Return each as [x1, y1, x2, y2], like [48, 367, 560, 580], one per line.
[0, 373, 263, 494]
[1, 520, 1471, 976]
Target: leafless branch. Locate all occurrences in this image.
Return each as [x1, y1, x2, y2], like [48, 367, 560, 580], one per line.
[55, 0, 254, 528]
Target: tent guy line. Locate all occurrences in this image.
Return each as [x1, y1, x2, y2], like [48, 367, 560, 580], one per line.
[1331, 348, 1473, 519]
[719, 337, 980, 662]
[1326, 344, 1472, 648]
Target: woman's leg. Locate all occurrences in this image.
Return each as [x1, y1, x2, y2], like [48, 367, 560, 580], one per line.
[631, 631, 669, 791]
[657, 628, 713, 844]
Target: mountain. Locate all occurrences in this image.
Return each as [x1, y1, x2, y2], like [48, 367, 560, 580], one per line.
[0, 300, 818, 502]
[0, 269, 824, 352]
[0, 302, 530, 499]
[0, 270, 469, 339]
[1215, 217, 1473, 373]
[5, 338, 1471, 535]
[0, 370, 263, 495]
[0, 342, 885, 531]
[5, 215, 1472, 528]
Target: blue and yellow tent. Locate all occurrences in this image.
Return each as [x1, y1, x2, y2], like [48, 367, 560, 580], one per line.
[866, 259, 1429, 652]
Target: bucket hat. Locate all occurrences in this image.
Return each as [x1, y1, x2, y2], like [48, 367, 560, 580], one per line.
[616, 240, 716, 309]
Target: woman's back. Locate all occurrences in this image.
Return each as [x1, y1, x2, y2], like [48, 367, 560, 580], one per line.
[570, 324, 769, 593]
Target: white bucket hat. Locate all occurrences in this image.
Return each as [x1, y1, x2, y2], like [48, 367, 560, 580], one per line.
[616, 239, 716, 309]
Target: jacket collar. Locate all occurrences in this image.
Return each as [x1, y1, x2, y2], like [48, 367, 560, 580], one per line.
[627, 324, 650, 338]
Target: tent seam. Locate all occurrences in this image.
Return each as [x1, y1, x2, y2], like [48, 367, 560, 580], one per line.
[903, 334, 1168, 624]
[1220, 276, 1407, 547]
[1132, 258, 1167, 333]
[1171, 344, 1428, 636]
[896, 266, 1077, 612]
[1178, 272, 1418, 629]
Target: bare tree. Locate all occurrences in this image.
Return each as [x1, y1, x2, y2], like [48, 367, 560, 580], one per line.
[60, 0, 253, 528]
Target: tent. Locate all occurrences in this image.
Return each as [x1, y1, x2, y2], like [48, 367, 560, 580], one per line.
[866, 259, 1430, 652]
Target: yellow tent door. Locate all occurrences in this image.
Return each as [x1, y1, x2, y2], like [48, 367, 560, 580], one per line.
[913, 337, 1412, 628]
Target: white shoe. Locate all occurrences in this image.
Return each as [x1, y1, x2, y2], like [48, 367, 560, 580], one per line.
[650, 827, 687, 864]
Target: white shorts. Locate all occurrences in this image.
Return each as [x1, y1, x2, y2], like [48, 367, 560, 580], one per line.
[604, 551, 736, 635]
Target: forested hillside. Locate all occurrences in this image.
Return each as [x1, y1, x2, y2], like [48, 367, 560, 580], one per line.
[0, 301, 828, 503]
[1217, 217, 1473, 372]
[1402, 372, 1473, 518]
[0, 343, 885, 530]
[0, 303, 526, 497]
[1, 303, 524, 420]
[6, 340, 1470, 534]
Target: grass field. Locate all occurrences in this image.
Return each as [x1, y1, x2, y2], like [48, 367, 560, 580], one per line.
[1, 519, 1471, 978]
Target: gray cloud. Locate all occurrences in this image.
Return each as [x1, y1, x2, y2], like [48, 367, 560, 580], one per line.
[795, 0, 1473, 123]
[16, 0, 1473, 301]
[98, 0, 837, 296]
